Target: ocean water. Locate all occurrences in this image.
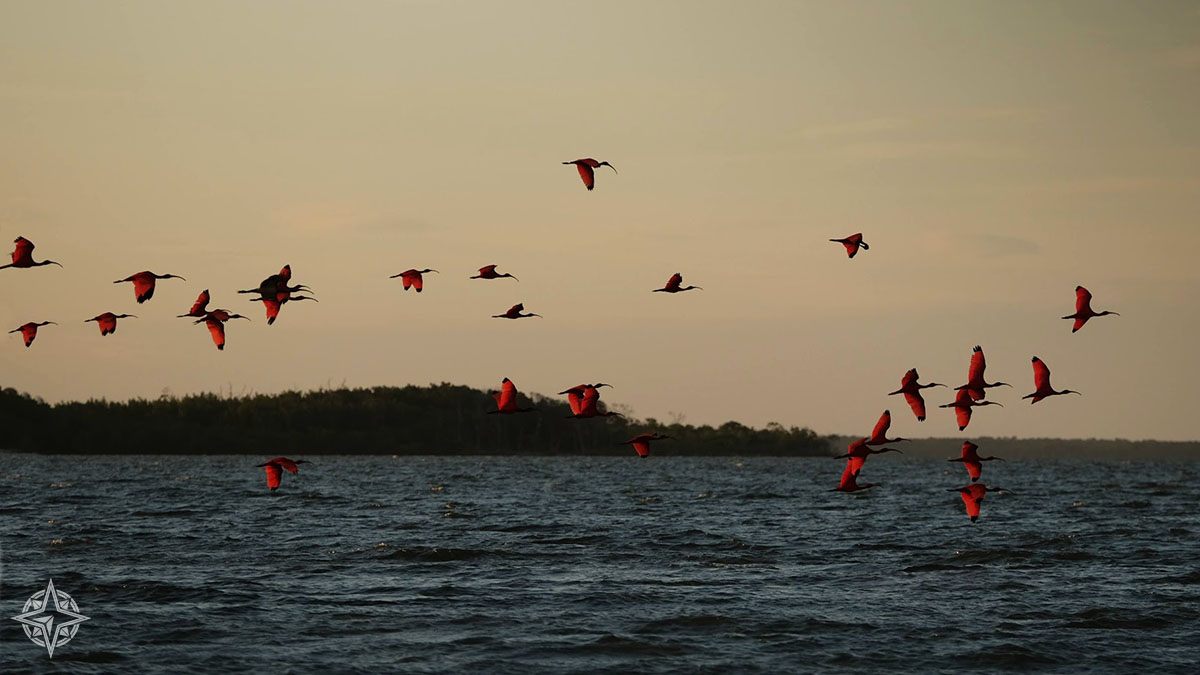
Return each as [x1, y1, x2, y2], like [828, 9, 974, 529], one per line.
[1, 454, 1197, 674]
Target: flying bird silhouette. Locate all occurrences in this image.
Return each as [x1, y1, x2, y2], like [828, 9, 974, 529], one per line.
[956, 345, 1011, 401]
[471, 265, 518, 281]
[390, 268, 438, 292]
[1062, 286, 1118, 333]
[492, 303, 542, 319]
[114, 271, 186, 304]
[9, 321, 56, 348]
[939, 388, 1003, 431]
[653, 272, 702, 293]
[487, 378, 536, 414]
[563, 158, 617, 191]
[256, 457, 309, 491]
[1022, 356, 1081, 404]
[621, 432, 672, 458]
[948, 483, 1012, 522]
[0, 236, 62, 270]
[195, 309, 250, 351]
[829, 233, 868, 259]
[888, 368, 946, 421]
[948, 441, 1003, 482]
[85, 313, 136, 336]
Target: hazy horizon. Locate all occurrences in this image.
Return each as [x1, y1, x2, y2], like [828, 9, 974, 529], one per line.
[3, 1, 1199, 441]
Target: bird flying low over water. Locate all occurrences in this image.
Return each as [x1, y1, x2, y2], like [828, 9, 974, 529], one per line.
[178, 289, 211, 318]
[948, 483, 1012, 522]
[829, 233, 868, 259]
[559, 383, 617, 418]
[563, 158, 617, 191]
[471, 265, 518, 281]
[864, 410, 909, 446]
[256, 457, 309, 491]
[939, 388, 1002, 431]
[195, 309, 250, 351]
[1063, 286, 1118, 333]
[835, 437, 900, 476]
[85, 313, 136, 336]
[390, 268, 438, 292]
[949, 441, 1002, 482]
[621, 432, 672, 458]
[1022, 357, 1080, 404]
[956, 345, 1011, 401]
[0, 236, 62, 270]
[239, 264, 316, 325]
[832, 463, 879, 492]
[492, 303, 542, 319]
[888, 368, 946, 422]
[9, 321, 56, 348]
[114, 271, 186, 303]
[488, 378, 536, 414]
[653, 272, 702, 293]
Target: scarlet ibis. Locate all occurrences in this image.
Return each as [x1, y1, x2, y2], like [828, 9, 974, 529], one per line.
[864, 410, 909, 446]
[831, 463, 879, 492]
[566, 384, 622, 419]
[114, 271, 186, 303]
[621, 432, 672, 458]
[948, 483, 1012, 522]
[239, 265, 316, 325]
[948, 441, 1003, 482]
[9, 321, 56, 348]
[0, 236, 61, 269]
[492, 303, 542, 319]
[194, 310, 250, 351]
[390, 268, 438, 292]
[1062, 286, 1118, 333]
[835, 437, 901, 476]
[471, 265, 518, 281]
[563, 158, 617, 191]
[1022, 356, 1080, 404]
[653, 272, 702, 293]
[487, 378, 536, 414]
[85, 313, 136, 336]
[256, 457, 309, 491]
[177, 289, 211, 318]
[829, 233, 868, 258]
[888, 368, 946, 421]
[559, 383, 612, 416]
[955, 345, 1011, 401]
[939, 388, 1003, 431]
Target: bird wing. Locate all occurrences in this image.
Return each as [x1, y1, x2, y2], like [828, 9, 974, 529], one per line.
[498, 379, 518, 411]
[902, 391, 926, 421]
[133, 275, 156, 303]
[1031, 357, 1051, 392]
[566, 391, 583, 415]
[576, 163, 595, 190]
[263, 463, 282, 489]
[580, 386, 600, 415]
[205, 317, 226, 350]
[842, 234, 863, 258]
[20, 324, 37, 346]
[968, 346, 986, 384]
[869, 410, 891, 442]
[964, 459, 982, 481]
[99, 314, 117, 334]
[410, 273, 423, 292]
[961, 441, 979, 459]
[665, 273, 682, 291]
[1072, 317, 1087, 333]
[900, 368, 918, 390]
[479, 265, 498, 276]
[187, 290, 210, 315]
[261, 298, 281, 325]
[960, 490, 981, 519]
[12, 237, 34, 264]
[631, 441, 650, 457]
[1075, 286, 1092, 314]
[955, 403, 971, 430]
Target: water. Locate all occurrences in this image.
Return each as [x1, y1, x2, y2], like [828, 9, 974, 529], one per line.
[1, 455, 1197, 674]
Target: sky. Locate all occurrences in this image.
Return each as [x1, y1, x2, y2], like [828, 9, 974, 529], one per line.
[1, 1, 1198, 441]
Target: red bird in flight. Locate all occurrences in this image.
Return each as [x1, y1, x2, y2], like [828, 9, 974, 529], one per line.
[114, 271, 186, 304]
[835, 437, 900, 476]
[9, 321, 56, 348]
[492, 303, 542, 319]
[85, 312, 136, 336]
[948, 441, 1003, 482]
[256, 457, 309, 491]
[939, 388, 1003, 431]
[195, 309, 250, 351]
[653, 272, 702, 293]
[948, 483, 1012, 522]
[955, 345, 1011, 401]
[888, 368, 946, 422]
[1022, 356, 1081, 404]
[390, 268, 438, 292]
[471, 265, 518, 281]
[488, 378, 536, 414]
[563, 158, 617, 191]
[239, 265, 316, 325]
[831, 463, 880, 492]
[0, 236, 62, 270]
[621, 432, 672, 458]
[561, 383, 621, 419]
[829, 233, 868, 258]
[1062, 286, 1118, 333]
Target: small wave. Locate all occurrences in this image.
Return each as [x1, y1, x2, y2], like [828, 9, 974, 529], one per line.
[958, 642, 1068, 667]
[1059, 607, 1170, 630]
[377, 546, 518, 562]
[130, 509, 201, 517]
[739, 492, 787, 499]
[1121, 500, 1151, 508]
[639, 614, 739, 632]
[567, 633, 689, 656]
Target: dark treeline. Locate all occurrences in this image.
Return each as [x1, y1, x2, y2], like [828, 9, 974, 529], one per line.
[0, 385, 832, 456]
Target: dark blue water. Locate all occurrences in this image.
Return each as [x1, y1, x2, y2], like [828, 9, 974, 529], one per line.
[1, 455, 1197, 673]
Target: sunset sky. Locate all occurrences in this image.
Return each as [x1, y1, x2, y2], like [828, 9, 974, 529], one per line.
[2, 1, 1197, 441]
